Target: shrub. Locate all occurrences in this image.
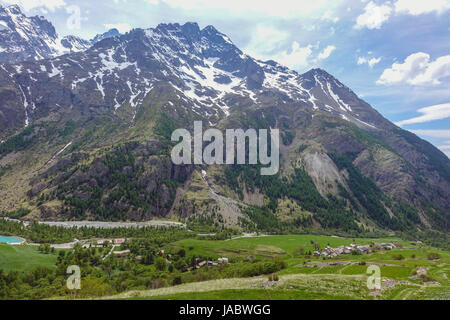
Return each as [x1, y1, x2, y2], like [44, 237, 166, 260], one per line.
[76, 277, 114, 298]
[427, 253, 441, 260]
[262, 262, 278, 274]
[240, 260, 285, 278]
[177, 249, 186, 257]
[419, 274, 435, 283]
[241, 264, 261, 277]
[172, 276, 182, 286]
[155, 257, 167, 271]
[274, 259, 287, 270]
[392, 254, 405, 260]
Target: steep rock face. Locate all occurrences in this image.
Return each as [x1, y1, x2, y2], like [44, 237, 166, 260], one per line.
[0, 19, 448, 230]
[302, 151, 348, 197]
[30, 140, 193, 221]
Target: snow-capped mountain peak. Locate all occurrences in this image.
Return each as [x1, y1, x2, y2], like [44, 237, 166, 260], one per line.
[91, 28, 121, 44]
[0, 4, 89, 63]
[0, 21, 385, 130]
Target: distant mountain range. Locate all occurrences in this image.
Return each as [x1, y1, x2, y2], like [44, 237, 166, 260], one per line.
[0, 5, 448, 233]
[0, 4, 120, 63]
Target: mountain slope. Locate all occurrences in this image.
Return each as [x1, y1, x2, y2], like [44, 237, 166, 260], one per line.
[0, 4, 90, 63]
[0, 5, 122, 64]
[0, 21, 448, 233]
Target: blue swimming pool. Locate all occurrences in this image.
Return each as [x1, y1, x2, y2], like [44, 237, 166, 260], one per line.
[0, 235, 23, 244]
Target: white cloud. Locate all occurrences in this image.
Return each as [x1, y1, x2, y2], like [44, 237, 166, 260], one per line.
[410, 129, 450, 138]
[104, 23, 132, 33]
[355, 1, 392, 29]
[146, 0, 343, 19]
[409, 130, 450, 157]
[246, 41, 314, 70]
[245, 25, 335, 69]
[321, 10, 340, 23]
[244, 25, 316, 69]
[353, 0, 450, 32]
[318, 45, 336, 60]
[377, 52, 450, 85]
[358, 56, 381, 68]
[244, 25, 289, 58]
[2, 0, 65, 11]
[395, 0, 450, 15]
[436, 143, 450, 158]
[395, 103, 450, 126]
[369, 58, 381, 68]
[277, 42, 314, 69]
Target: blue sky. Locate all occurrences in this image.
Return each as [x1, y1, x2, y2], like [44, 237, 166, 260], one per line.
[2, 0, 450, 157]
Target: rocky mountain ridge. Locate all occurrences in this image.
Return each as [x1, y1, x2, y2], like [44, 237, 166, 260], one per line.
[0, 4, 121, 64]
[0, 17, 448, 233]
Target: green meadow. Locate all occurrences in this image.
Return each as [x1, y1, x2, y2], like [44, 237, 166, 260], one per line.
[0, 244, 57, 272]
[166, 235, 410, 259]
[107, 234, 449, 300]
[1, 234, 448, 300]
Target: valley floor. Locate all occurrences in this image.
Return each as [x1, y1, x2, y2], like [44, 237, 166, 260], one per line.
[1, 233, 449, 300]
[102, 235, 449, 300]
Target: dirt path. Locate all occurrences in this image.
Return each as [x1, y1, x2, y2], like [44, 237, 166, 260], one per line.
[102, 245, 119, 261]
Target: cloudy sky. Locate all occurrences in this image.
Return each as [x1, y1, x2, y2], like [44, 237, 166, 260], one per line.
[2, 0, 450, 157]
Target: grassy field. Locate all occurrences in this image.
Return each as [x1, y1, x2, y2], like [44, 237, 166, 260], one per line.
[1, 234, 448, 300]
[166, 235, 410, 259]
[107, 270, 449, 300]
[109, 274, 370, 300]
[103, 234, 449, 300]
[0, 244, 57, 272]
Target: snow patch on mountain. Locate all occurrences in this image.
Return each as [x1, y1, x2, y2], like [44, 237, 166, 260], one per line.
[1, 20, 380, 130]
